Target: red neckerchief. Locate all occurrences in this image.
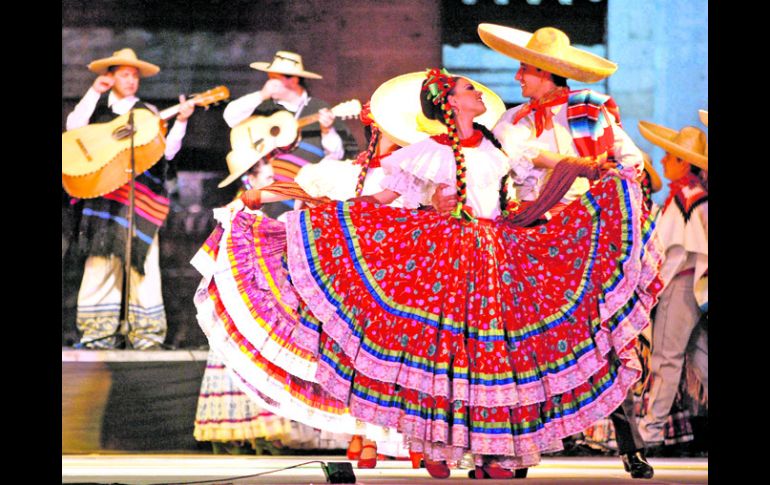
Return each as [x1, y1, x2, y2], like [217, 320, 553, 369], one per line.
[513, 87, 570, 137]
[664, 172, 707, 212]
[430, 129, 484, 148]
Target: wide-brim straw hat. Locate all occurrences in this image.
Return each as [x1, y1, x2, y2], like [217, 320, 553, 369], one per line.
[88, 48, 160, 77]
[638, 121, 708, 171]
[641, 151, 662, 193]
[218, 149, 265, 188]
[699, 109, 708, 126]
[250, 50, 322, 79]
[477, 23, 617, 83]
[369, 71, 506, 147]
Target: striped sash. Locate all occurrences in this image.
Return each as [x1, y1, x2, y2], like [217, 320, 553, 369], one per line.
[566, 89, 620, 160]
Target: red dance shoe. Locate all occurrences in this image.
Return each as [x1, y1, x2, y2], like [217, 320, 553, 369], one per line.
[468, 464, 516, 479]
[357, 443, 378, 469]
[346, 435, 363, 460]
[425, 459, 451, 479]
[409, 451, 424, 469]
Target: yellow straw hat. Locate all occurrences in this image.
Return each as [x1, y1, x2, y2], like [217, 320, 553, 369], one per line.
[369, 71, 506, 147]
[88, 48, 160, 77]
[477, 23, 617, 83]
[699, 109, 708, 126]
[250, 51, 322, 79]
[638, 121, 708, 171]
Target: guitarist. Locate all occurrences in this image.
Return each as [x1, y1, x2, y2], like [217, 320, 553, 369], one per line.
[64, 48, 196, 350]
[223, 50, 358, 212]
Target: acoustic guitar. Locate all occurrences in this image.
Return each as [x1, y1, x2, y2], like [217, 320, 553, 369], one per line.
[62, 86, 229, 199]
[227, 99, 362, 166]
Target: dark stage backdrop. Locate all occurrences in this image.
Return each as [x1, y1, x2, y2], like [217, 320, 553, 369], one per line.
[61, 0, 441, 348]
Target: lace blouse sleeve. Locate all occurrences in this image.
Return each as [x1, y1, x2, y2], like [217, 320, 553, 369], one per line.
[379, 139, 455, 208]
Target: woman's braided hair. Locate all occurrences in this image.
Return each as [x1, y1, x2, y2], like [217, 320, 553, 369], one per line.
[422, 69, 513, 219]
[352, 101, 385, 197]
[421, 68, 473, 220]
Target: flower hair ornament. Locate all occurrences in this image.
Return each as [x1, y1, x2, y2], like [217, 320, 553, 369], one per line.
[423, 68, 456, 106]
[422, 68, 475, 222]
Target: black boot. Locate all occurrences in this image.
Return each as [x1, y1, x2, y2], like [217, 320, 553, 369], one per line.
[621, 451, 654, 479]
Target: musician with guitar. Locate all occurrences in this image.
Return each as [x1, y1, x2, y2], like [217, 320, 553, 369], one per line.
[222, 50, 358, 212]
[64, 48, 197, 350]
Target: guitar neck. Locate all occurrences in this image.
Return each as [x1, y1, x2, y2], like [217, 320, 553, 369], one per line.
[286, 100, 360, 129]
[297, 113, 321, 129]
[155, 86, 229, 121]
[158, 104, 183, 121]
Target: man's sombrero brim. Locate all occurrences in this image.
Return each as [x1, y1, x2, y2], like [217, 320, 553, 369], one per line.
[218, 149, 264, 188]
[477, 23, 617, 84]
[88, 57, 160, 77]
[638, 121, 708, 171]
[250, 62, 323, 79]
[369, 72, 506, 147]
[699, 109, 708, 126]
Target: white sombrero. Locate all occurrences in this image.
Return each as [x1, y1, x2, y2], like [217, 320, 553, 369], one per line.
[369, 71, 506, 147]
[88, 48, 160, 77]
[218, 149, 265, 188]
[250, 51, 323, 79]
[477, 23, 617, 83]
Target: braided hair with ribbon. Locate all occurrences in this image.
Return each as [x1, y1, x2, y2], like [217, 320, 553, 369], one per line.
[353, 101, 381, 197]
[420, 68, 476, 222]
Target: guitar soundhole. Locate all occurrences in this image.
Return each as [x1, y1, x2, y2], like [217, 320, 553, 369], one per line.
[113, 124, 136, 140]
[270, 126, 281, 137]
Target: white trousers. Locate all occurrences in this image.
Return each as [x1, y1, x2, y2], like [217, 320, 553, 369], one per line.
[638, 272, 708, 444]
[75, 235, 166, 349]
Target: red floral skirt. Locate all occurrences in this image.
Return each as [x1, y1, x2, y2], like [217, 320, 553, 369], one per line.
[193, 174, 663, 468]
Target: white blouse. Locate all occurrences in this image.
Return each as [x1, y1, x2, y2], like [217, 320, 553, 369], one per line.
[379, 137, 536, 220]
[294, 158, 403, 207]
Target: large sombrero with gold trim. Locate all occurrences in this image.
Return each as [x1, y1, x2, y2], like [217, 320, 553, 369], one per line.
[88, 48, 160, 77]
[638, 121, 708, 171]
[250, 51, 323, 79]
[477, 23, 617, 83]
[369, 71, 506, 147]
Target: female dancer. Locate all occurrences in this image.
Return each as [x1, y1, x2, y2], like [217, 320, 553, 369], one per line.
[193, 69, 661, 478]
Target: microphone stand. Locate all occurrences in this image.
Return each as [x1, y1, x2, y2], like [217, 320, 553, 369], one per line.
[118, 108, 137, 349]
[74, 108, 145, 350]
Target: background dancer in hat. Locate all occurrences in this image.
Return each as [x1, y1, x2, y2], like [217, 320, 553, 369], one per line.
[223, 50, 358, 214]
[193, 67, 661, 479]
[194, 155, 351, 456]
[635, 121, 708, 453]
[65, 48, 196, 350]
[197, 101, 411, 467]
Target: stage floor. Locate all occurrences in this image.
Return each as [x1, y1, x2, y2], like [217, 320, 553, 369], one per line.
[62, 454, 708, 484]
